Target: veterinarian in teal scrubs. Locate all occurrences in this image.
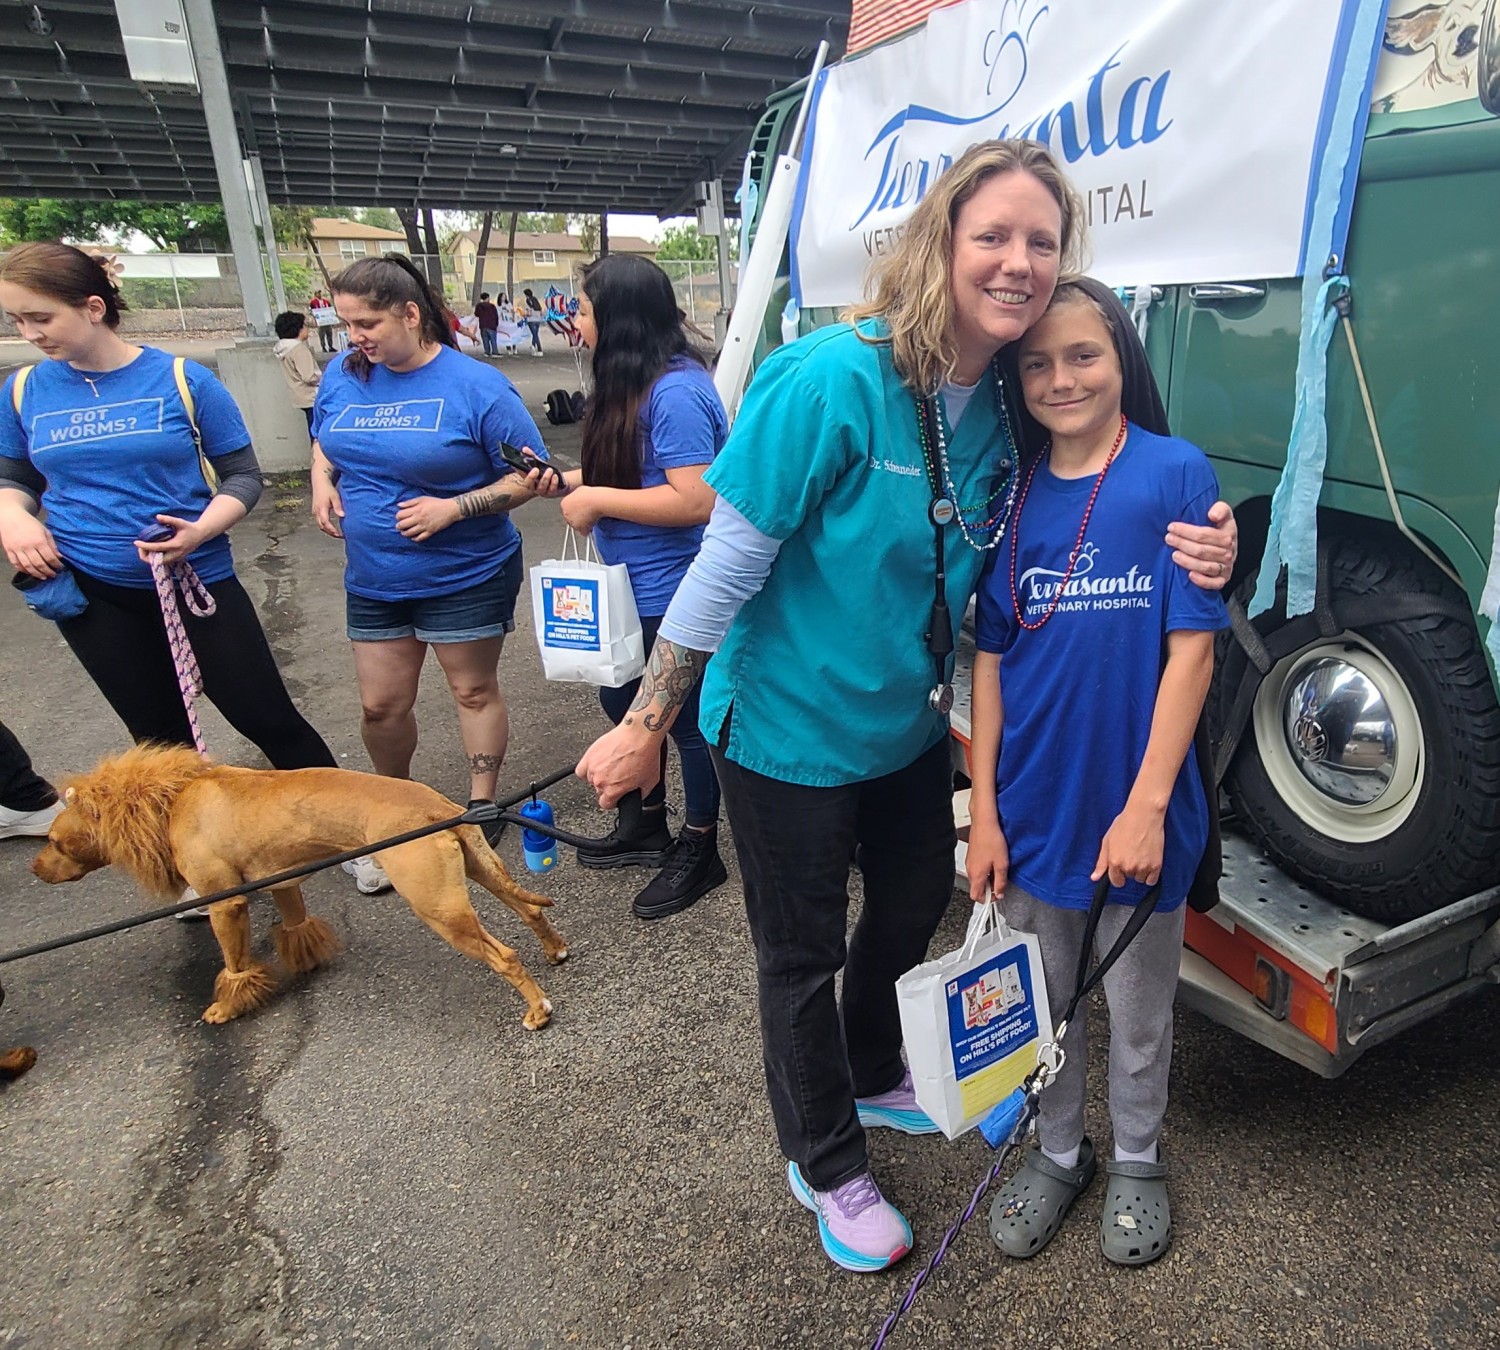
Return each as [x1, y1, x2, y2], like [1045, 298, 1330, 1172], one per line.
[576, 140, 1239, 1273]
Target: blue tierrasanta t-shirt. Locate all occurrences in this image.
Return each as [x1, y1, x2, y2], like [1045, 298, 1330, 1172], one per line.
[313, 344, 547, 600]
[0, 347, 250, 587]
[592, 356, 728, 615]
[973, 424, 1228, 912]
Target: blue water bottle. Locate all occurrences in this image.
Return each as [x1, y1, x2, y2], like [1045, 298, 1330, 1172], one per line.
[518, 799, 559, 873]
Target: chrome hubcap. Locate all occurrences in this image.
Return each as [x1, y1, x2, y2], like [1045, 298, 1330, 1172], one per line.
[1250, 633, 1424, 844]
[1282, 657, 1397, 805]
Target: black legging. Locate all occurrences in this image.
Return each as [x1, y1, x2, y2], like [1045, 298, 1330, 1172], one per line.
[0, 719, 57, 811]
[58, 568, 335, 770]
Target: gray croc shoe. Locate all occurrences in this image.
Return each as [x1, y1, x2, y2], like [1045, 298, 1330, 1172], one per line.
[989, 1136, 1097, 1258]
[1100, 1155, 1172, 1265]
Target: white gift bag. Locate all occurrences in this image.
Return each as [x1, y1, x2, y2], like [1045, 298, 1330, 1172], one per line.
[895, 897, 1053, 1140]
[529, 529, 646, 687]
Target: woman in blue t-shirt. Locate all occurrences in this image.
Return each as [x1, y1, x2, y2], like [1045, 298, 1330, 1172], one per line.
[0, 243, 334, 776]
[545, 255, 729, 919]
[310, 255, 558, 894]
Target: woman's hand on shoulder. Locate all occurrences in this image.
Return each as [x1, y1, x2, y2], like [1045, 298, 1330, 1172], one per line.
[395, 495, 461, 542]
[1166, 499, 1237, 591]
[965, 818, 1009, 903]
[0, 508, 63, 579]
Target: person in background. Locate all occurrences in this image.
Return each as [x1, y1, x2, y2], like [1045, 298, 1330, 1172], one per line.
[522, 288, 543, 356]
[273, 311, 321, 434]
[474, 292, 501, 357]
[309, 290, 337, 353]
[547, 253, 729, 919]
[311, 254, 559, 895]
[0, 720, 62, 840]
[574, 140, 1238, 1274]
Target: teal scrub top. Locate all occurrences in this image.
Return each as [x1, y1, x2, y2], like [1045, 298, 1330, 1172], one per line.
[701, 322, 1014, 787]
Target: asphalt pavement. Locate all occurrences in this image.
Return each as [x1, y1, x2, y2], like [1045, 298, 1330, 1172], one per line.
[1, 345, 1497, 1350]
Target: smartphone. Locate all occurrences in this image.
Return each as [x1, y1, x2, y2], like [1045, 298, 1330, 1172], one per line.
[498, 441, 548, 475]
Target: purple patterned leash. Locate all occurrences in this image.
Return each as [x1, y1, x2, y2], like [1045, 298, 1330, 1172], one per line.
[148, 549, 217, 756]
[868, 1085, 1041, 1350]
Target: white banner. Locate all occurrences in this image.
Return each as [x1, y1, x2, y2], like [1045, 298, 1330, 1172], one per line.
[792, 0, 1384, 308]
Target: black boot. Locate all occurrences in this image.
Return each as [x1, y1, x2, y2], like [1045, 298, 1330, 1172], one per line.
[632, 826, 728, 920]
[576, 792, 672, 870]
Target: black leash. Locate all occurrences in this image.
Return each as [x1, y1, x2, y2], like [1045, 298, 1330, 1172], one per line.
[869, 877, 1162, 1348]
[0, 762, 602, 967]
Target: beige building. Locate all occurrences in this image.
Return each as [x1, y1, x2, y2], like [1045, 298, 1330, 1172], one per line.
[449, 230, 657, 297]
[284, 217, 410, 272]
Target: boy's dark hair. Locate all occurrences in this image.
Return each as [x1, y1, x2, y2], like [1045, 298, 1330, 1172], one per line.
[479, 292, 490, 301]
[577, 253, 704, 491]
[274, 311, 307, 340]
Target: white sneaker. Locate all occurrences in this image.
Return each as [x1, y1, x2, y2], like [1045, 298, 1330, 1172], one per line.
[175, 886, 211, 921]
[342, 856, 393, 894]
[0, 799, 63, 840]
[531, 348, 543, 357]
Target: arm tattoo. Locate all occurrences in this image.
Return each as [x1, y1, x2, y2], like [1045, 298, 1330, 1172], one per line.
[456, 487, 514, 520]
[467, 752, 502, 775]
[623, 640, 708, 733]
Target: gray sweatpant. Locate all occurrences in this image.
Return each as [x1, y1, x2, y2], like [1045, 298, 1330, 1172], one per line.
[1001, 885, 1186, 1156]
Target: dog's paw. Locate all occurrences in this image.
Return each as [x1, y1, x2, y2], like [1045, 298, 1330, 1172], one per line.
[0, 1046, 37, 1080]
[202, 1001, 236, 1025]
[522, 998, 553, 1031]
[546, 944, 569, 966]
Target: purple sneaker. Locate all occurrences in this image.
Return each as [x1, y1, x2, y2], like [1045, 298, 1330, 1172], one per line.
[787, 1162, 913, 1273]
[856, 1069, 941, 1135]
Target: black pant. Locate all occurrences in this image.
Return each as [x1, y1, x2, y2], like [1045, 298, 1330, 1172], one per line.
[711, 737, 957, 1190]
[58, 570, 335, 770]
[318, 325, 336, 353]
[0, 720, 57, 811]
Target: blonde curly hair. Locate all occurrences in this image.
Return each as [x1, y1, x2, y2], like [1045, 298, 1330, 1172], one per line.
[846, 139, 1087, 394]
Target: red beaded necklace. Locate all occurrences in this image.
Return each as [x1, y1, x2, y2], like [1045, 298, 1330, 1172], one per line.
[1008, 414, 1128, 632]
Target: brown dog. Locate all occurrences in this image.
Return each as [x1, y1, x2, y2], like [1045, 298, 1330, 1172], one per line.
[32, 745, 568, 1030]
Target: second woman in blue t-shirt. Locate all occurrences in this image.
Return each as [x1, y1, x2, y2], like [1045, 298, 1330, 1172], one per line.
[551, 255, 729, 919]
[311, 255, 558, 894]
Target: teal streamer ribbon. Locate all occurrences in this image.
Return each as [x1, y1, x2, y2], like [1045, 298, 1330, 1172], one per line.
[1250, 0, 1387, 619]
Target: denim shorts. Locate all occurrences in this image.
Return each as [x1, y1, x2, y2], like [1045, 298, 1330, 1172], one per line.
[346, 549, 524, 644]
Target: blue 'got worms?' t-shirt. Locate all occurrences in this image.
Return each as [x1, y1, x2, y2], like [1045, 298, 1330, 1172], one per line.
[313, 345, 547, 600]
[0, 347, 251, 587]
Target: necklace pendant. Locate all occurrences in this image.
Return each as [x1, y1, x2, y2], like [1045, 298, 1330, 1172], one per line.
[929, 497, 955, 527]
[929, 683, 954, 715]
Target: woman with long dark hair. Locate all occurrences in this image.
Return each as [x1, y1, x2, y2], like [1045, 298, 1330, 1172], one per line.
[310, 254, 557, 893]
[551, 253, 729, 918]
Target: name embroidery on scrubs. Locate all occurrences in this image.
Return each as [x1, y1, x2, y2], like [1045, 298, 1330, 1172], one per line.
[31, 399, 165, 449]
[327, 398, 446, 432]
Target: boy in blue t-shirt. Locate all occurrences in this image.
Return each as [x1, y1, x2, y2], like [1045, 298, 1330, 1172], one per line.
[966, 282, 1227, 1267]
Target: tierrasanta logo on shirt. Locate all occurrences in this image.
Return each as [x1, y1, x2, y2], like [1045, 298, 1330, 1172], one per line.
[1019, 542, 1153, 615]
[328, 399, 445, 432]
[31, 399, 164, 448]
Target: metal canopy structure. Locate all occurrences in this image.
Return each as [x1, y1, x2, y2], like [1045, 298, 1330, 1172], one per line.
[0, 1, 848, 213]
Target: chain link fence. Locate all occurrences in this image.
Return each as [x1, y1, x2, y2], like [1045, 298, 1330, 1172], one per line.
[0, 251, 738, 344]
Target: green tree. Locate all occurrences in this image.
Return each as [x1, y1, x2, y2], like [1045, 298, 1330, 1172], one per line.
[571, 214, 601, 255]
[516, 212, 566, 233]
[0, 198, 229, 250]
[355, 207, 401, 231]
[656, 221, 737, 261]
